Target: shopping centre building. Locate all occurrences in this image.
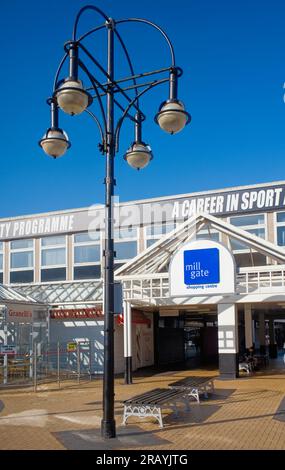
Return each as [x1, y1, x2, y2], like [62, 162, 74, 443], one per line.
[1, 179, 285, 379]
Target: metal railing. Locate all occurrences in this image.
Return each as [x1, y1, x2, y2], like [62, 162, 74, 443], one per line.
[0, 340, 94, 391]
[120, 265, 285, 300]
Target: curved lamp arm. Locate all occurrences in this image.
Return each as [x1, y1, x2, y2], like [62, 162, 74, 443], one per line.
[73, 5, 109, 40]
[115, 78, 169, 151]
[85, 109, 105, 148]
[116, 18, 176, 67]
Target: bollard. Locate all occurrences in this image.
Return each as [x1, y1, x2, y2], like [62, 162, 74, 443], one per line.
[57, 342, 60, 389]
[33, 342, 37, 393]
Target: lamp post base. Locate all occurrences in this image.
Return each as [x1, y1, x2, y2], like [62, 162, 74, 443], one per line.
[101, 419, 116, 439]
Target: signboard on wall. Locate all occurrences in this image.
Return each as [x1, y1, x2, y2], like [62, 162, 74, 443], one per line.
[7, 305, 48, 324]
[1, 182, 285, 241]
[169, 240, 236, 297]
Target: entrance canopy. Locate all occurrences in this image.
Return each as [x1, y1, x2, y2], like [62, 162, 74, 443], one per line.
[116, 213, 285, 306]
[116, 212, 285, 276]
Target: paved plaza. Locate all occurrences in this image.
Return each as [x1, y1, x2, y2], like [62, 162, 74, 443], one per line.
[0, 365, 285, 450]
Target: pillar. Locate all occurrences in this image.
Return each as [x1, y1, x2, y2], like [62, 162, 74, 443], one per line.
[259, 312, 266, 355]
[269, 317, 278, 359]
[218, 303, 239, 379]
[244, 304, 253, 351]
[123, 301, 132, 384]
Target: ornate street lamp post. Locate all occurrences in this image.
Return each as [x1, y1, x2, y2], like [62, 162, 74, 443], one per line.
[39, 4, 190, 440]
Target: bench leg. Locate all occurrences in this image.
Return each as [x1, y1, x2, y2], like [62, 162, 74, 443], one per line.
[122, 405, 164, 428]
[189, 388, 200, 404]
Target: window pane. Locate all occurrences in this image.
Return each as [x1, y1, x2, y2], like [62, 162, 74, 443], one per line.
[10, 270, 34, 284]
[42, 248, 66, 266]
[41, 268, 66, 282]
[0, 273, 3, 284]
[11, 239, 33, 250]
[114, 227, 137, 239]
[230, 214, 264, 227]
[0, 254, 2, 271]
[74, 266, 101, 280]
[115, 241, 137, 260]
[0, 242, 3, 251]
[146, 223, 175, 237]
[196, 232, 220, 242]
[74, 232, 100, 243]
[277, 212, 285, 224]
[230, 228, 265, 251]
[147, 239, 158, 248]
[11, 251, 33, 269]
[74, 246, 100, 264]
[277, 227, 285, 246]
[41, 236, 66, 247]
[234, 253, 267, 268]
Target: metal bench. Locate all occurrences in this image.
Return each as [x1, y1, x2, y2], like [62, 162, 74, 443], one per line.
[169, 376, 215, 404]
[122, 388, 191, 428]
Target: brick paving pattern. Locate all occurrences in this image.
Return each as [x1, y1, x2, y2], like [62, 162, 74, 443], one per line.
[0, 367, 285, 450]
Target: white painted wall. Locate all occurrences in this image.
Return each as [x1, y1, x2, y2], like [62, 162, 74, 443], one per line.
[50, 319, 125, 375]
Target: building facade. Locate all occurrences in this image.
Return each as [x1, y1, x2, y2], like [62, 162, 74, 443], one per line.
[1, 180, 285, 377]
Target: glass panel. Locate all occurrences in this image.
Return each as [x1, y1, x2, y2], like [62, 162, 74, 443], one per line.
[74, 245, 101, 264]
[10, 270, 34, 284]
[277, 212, 285, 224]
[0, 254, 2, 271]
[146, 223, 176, 237]
[42, 248, 66, 266]
[115, 241, 137, 260]
[147, 239, 158, 248]
[230, 228, 265, 251]
[114, 263, 125, 271]
[230, 214, 264, 227]
[234, 253, 267, 268]
[41, 236, 66, 247]
[277, 226, 285, 246]
[41, 268, 66, 282]
[11, 239, 33, 250]
[11, 251, 33, 269]
[74, 265, 101, 280]
[196, 232, 220, 242]
[74, 232, 100, 243]
[0, 242, 3, 251]
[114, 227, 137, 239]
[0, 273, 3, 284]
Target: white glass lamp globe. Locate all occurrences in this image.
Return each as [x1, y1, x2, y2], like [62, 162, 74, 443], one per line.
[156, 100, 188, 135]
[124, 143, 153, 170]
[39, 129, 71, 158]
[56, 79, 91, 116]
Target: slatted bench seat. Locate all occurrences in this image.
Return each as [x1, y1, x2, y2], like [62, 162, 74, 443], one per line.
[122, 388, 190, 428]
[169, 376, 215, 404]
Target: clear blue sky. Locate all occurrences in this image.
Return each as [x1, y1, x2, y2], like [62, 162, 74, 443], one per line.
[1, 0, 285, 217]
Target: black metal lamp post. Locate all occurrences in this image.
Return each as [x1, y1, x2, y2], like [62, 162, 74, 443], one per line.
[39, 4, 190, 440]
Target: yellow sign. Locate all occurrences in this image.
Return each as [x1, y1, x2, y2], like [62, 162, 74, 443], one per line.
[67, 342, 77, 353]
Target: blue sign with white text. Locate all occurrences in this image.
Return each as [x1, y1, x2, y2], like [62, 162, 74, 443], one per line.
[184, 248, 220, 286]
